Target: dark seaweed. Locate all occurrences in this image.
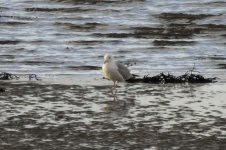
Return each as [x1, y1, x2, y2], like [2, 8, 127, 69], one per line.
[0, 87, 5, 92]
[127, 67, 216, 84]
[0, 72, 19, 80]
[127, 73, 216, 84]
[29, 74, 42, 81]
[0, 72, 41, 81]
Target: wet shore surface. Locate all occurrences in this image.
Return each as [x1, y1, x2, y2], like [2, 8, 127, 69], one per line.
[1, 80, 226, 149]
[1, 0, 226, 149]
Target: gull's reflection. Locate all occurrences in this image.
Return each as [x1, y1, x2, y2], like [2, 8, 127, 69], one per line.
[103, 85, 136, 119]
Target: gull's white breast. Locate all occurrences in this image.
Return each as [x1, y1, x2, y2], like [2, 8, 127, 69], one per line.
[102, 62, 124, 82]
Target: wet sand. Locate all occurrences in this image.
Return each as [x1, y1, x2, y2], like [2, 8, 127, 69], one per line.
[1, 77, 226, 149]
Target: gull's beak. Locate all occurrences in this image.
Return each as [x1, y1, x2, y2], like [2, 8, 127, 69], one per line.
[104, 60, 108, 64]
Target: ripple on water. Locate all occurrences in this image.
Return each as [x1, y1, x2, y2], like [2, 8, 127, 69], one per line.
[1, 81, 226, 149]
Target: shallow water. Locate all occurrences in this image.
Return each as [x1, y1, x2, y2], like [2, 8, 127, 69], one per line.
[0, 0, 226, 76]
[0, 0, 226, 149]
[1, 81, 226, 149]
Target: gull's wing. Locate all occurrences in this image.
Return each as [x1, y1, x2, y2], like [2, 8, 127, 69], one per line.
[116, 61, 133, 80]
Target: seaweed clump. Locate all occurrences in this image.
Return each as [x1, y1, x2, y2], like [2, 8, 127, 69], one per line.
[0, 72, 41, 81]
[127, 67, 216, 84]
[0, 72, 19, 80]
[29, 74, 42, 81]
[127, 72, 216, 84]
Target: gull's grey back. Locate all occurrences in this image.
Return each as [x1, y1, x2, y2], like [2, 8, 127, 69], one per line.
[116, 61, 132, 80]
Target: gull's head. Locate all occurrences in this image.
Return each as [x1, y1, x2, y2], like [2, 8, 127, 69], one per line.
[104, 54, 114, 64]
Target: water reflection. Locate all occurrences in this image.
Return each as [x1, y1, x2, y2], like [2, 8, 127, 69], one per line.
[1, 81, 226, 149]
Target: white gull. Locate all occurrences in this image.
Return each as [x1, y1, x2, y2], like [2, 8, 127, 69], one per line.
[102, 54, 132, 88]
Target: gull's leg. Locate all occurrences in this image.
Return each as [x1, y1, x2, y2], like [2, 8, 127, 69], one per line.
[111, 81, 116, 94]
[111, 81, 118, 96]
[114, 81, 117, 94]
[115, 81, 118, 87]
[114, 81, 118, 93]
